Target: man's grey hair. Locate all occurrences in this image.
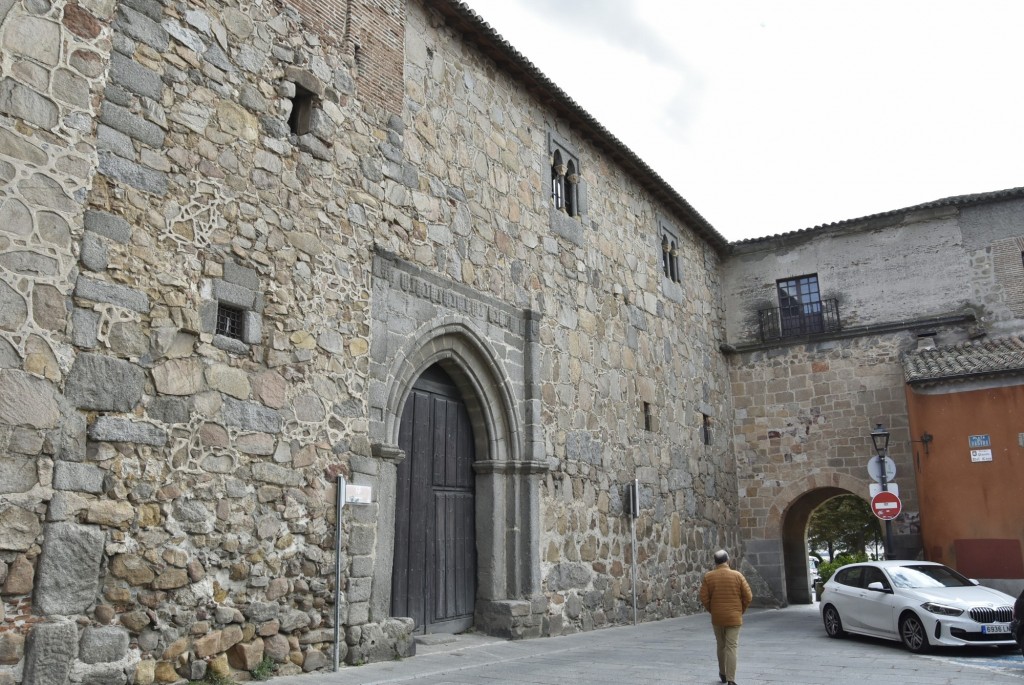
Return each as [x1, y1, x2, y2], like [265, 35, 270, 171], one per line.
[713, 549, 729, 564]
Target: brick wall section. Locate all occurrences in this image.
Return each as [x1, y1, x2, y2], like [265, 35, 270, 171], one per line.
[353, 0, 406, 115]
[988, 237, 1024, 318]
[287, 0, 406, 116]
[287, 0, 350, 41]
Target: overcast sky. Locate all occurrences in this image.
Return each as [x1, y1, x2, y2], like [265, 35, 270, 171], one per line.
[459, 0, 1024, 242]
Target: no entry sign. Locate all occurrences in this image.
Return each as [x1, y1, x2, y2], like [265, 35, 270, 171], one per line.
[871, 491, 902, 520]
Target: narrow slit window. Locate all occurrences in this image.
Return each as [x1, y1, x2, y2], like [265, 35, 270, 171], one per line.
[289, 84, 315, 136]
[702, 414, 713, 446]
[643, 402, 653, 432]
[216, 302, 245, 340]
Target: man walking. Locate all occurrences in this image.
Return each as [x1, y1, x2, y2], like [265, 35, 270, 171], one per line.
[699, 549, 752, 685]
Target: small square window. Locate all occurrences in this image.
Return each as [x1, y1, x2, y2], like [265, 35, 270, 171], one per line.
[216, 303, 245, 340]
[289, 84, 316, 136]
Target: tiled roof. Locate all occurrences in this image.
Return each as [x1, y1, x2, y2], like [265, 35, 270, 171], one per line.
[902, 335, 1024, 384]
[732, 186, 1024, 246]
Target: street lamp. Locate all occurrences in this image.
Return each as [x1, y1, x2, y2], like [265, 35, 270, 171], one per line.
[870, 423, 894, 559]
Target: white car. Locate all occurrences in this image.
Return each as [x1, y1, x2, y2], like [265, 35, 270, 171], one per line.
[819, 560, 1018, 653]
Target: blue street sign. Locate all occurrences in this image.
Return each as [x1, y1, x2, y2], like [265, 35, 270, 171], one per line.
[968, 434, 991, 448]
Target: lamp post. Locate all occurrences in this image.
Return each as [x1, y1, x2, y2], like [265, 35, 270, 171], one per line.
[870, 423, 894, 559]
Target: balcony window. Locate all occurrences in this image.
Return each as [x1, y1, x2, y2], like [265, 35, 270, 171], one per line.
[757, 274, 841, 342]
[778, 275, 823, 335]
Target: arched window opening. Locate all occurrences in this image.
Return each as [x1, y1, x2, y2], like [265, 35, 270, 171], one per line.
[551, 151, 565, 211]
[661, 235, 671, 278]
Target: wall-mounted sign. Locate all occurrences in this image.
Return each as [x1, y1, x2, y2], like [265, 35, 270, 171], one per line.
[867, 456, 897, 483]
[345, 484, 373, 504]
[869, 482, 899, 498]
[970, 449, 993, 463]
[969, 434, 991, 448]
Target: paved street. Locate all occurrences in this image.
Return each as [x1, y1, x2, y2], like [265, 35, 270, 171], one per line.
[269, 604, 1024, 685]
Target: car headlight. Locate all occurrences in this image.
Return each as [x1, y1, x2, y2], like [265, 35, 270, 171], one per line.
[921, 602, 963, 617]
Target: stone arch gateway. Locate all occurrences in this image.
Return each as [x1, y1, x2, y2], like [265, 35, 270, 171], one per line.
[366, 252, 548, 637]
[746, 471, 869, 606]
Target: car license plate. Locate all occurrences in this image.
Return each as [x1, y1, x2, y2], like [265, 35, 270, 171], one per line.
[982, 624, 1010, 634]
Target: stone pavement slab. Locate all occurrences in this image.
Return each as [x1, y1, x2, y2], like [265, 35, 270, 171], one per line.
[268, 604, 1024, 685]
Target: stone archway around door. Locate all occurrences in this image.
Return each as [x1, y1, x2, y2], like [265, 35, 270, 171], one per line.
[367, 310, 548, 638]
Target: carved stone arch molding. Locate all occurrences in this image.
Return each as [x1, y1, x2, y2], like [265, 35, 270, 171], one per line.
[366, 251, 547, 636]
[380, 321, 523, 466]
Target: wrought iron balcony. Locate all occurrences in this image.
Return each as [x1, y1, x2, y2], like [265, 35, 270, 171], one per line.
[758, 299, 841, 342]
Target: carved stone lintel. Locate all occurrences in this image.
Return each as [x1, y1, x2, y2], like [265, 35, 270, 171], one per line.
[473, 460, 549, 476]
[371, 443, 406, 464]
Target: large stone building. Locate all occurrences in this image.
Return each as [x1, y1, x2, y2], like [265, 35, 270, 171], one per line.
[0, 0, 736, 682]
[1, 0, 1022, 683]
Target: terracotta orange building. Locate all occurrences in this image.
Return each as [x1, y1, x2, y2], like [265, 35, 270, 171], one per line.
[903, 335, 1024, 588]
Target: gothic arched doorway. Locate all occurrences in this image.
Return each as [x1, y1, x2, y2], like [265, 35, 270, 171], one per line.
[391, 364, 477, 634]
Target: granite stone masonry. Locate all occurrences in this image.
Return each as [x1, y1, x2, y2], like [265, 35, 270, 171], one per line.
[5, 0, 1023, 683]
[0, 0, 737, 680]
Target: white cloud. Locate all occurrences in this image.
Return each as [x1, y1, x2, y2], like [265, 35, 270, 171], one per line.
[461, 0, 1024, 240]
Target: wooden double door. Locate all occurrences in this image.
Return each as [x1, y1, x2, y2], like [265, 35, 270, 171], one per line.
[391, 365, 477, 633]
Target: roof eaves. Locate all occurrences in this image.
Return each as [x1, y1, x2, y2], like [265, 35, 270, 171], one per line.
[731, 186, 1024, 248]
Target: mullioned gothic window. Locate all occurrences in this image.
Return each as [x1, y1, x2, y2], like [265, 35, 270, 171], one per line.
[660, 221, 681, 283]
[549, 135, 583, 219]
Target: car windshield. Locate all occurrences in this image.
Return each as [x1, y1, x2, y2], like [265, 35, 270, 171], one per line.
[886, 564, 972, 589]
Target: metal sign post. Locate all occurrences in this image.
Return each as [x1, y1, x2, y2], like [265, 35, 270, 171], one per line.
[334, 475, 345, 672]
[628, 478, 639, 626]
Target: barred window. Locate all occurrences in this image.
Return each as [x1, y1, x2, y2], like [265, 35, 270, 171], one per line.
[216, 303, 245, 341]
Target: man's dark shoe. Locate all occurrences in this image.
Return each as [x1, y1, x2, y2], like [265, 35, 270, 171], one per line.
[719, 675, 726, 683]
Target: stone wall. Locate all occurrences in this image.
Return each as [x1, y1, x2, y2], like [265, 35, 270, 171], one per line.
[0, 0, 418, 680]
[959, 198, 1024, 335]
[393, 0, 740, 635]
[728, 333, 927, 602]
[722, 206, 973, 344]
[1, 0, 741, 682]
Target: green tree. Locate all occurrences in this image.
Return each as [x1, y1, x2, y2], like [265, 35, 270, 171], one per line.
[807, 495, 883, 561]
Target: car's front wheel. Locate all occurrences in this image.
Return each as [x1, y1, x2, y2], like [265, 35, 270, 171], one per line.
[899, 612, 930, 653]
[823, 604, 845, 638]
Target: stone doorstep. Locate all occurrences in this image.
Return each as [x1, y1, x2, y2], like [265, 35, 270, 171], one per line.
[411, 632, 507, 656]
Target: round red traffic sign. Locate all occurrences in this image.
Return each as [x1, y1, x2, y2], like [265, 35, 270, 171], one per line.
[871, 491, 902, 520]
